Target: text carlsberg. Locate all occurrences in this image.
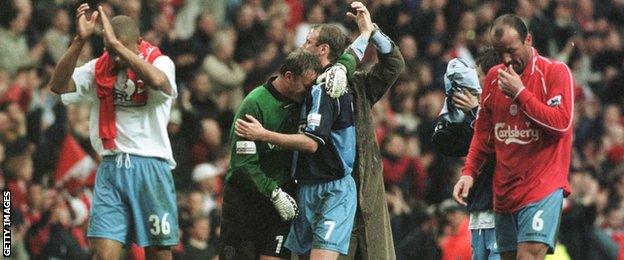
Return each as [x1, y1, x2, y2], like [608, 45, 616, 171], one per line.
[495, 123, 540, 145]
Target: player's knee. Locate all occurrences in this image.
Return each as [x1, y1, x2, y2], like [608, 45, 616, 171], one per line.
[517, 242, 547, 260]
[89, 239, 122, 260]
[90, 245, 118, 260]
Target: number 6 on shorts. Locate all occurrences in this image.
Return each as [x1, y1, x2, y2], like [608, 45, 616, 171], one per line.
[532, 210, 544, 231]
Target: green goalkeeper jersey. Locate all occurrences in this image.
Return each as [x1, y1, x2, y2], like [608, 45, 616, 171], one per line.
[225, 79, 301, 197]
[225, 53, 356, 197]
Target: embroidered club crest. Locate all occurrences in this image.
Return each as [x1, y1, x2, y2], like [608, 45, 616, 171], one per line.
[509, 104, 518, 116]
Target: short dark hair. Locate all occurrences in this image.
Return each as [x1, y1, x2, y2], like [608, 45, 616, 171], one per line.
[491, 14, 529, 42]
[111, 15, 140, 43]
[312, 24, 348, 62]
[475, 46, 501, 73]
[279, 49, 321, 77]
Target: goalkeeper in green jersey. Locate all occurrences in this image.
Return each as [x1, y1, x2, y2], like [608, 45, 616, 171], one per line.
[219, 47, 355, 259]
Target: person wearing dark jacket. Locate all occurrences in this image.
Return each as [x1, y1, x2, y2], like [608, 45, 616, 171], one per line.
[434, 47, 500, 260]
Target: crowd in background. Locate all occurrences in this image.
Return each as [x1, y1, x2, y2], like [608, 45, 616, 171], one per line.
[0, 0, 623, 259]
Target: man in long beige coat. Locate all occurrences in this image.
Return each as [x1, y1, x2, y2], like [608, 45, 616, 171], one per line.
[338, 2, 405, 259]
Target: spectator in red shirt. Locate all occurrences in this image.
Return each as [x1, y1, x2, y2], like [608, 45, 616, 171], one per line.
[190, 118, 223, 167]
[381, 132, 428, 200]
[439, 199, 472, 260]
[5, 153, 33, 214]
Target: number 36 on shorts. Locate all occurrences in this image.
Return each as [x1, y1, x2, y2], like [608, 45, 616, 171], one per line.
[149, 213, 172, 235]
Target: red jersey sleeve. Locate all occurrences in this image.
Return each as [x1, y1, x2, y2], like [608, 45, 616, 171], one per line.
[514, 62, 574, 137]
[462, 70, 496, 178]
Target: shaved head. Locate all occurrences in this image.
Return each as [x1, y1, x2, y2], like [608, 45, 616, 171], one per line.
[110, 15, 140, 44]
[107, 15, 140, 68]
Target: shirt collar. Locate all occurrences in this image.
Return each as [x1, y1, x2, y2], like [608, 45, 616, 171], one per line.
[527, 47, 538, 76]
[264, 76, 297, 103]
[322, 63, 333, 72]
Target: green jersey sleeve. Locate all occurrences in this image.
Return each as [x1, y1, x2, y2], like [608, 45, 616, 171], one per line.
[227, 100, 279, 197]
[336, 52, 357, 79]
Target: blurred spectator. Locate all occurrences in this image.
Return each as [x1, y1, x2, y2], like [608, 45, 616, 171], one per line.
[234, 4, 265, 62]
[201, 31, 246, 112]
[2, 67, 40, 112]
[183, 216, 218, 260]
[30, 197, 90, 259]
[192, 163, 223, 216]
[179, 191, 205, 236]
[190, 118, 223, 167]
[382, 132, 428, 201]
[438, 199, 471, 260]
[43, 8, 71, 64]
[5, 153, 33, 214]
[0, 5, 46, 75]
[294, 4, 325, 47]
[560, 170, 620, 260]
[399, 35, 419, 69]
[170, 12, 218, 82]
[182, 70, 220, 120]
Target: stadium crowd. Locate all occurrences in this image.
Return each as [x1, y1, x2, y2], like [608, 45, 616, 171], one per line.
[0, 0, 622, 259]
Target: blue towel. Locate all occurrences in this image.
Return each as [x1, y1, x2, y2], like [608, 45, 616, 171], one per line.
[440, 58, 481, 123]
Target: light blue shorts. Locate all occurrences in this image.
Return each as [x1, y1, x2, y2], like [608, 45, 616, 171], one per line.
[494, 189, 563, 254]
[285, 174, 357, 255]
[471, 228, 500, 260]
[87, 154, 179, 247]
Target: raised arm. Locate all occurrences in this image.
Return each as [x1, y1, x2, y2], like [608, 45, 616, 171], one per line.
[49, 4, 99, 94]
[98, 6, 172, 95]
[347, 2, 405, 104]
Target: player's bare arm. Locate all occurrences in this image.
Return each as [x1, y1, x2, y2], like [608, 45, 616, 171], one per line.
[49, 3, 99, 94]
[235, 114, 318, 153]
[348, 2, 374, 39]
[98, 6, 173, 95]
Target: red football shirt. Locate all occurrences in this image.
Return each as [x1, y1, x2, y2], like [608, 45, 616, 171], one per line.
[462, 48, 573, 213]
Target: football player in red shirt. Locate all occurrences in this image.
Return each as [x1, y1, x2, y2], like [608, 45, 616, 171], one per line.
[454, 14, 574, 260]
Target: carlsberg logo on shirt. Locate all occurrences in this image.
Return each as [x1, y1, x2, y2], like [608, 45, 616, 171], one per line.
[495, 123, 540, 145]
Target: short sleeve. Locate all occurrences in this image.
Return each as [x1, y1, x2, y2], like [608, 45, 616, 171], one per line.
[61, 59, 97, 105]
[148, 56, 178, 105]
[303, 85, 336, 145]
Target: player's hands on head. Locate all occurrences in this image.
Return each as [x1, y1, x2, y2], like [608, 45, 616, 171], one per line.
[452, 175, 474, 206]
[271, 187, 299, 221]
[318, 63, 348, 98]
[76, 3, 99, 41]
[98, 5, 120, 50]
[497, 65, 525, 98]
[347, 2, 374, 38]
[235, 114, 268, 142]
[452, 90, 479, 112]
